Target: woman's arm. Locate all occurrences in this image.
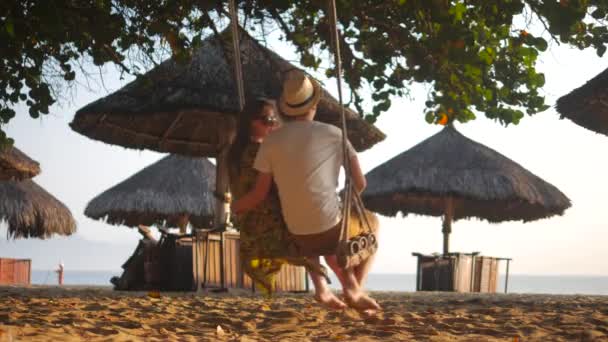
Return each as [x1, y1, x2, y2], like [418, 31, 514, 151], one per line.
[349, 154, 367, 194]
[232, 172, 273, 214]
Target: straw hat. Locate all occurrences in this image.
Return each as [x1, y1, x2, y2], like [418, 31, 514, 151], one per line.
[279, 70, 321, 116]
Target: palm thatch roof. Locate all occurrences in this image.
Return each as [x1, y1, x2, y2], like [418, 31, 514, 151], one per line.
[362, 125, 571, 223]
[0, 180, 77, 239]
[70, 27, 385, 156]
[0, 146, 41, 181]
[84, 155, 216, 228]
[556, 67, 608, 136]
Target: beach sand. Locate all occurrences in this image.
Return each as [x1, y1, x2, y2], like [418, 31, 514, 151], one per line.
[0, 286, 607, 341]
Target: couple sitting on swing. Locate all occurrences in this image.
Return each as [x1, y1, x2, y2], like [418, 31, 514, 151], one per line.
[229, 70, 381, 313]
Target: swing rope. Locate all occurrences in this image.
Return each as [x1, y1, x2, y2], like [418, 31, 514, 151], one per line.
[229, 0, 245, 112]
[328, 0, 375, 267]
[328, 0, 354, 247]
[227, 0, 373, 268]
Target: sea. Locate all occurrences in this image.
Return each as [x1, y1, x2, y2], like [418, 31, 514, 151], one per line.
[31, 270, 608, 295]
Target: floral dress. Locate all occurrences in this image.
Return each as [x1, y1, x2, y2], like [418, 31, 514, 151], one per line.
[230, 142, 327, 295]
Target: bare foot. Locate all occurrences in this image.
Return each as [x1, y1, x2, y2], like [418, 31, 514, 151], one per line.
[343, 291, 381, 313]
[314, 291, 347, 310]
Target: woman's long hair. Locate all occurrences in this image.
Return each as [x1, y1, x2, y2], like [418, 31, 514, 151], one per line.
[228, 98, 276, 177]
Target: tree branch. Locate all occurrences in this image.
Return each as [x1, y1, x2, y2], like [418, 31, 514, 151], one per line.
[526, 2, 561, 45]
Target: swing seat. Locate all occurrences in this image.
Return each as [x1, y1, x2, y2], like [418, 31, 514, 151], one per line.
[335, 197, 380, 269]
[337, 232, 378, 269]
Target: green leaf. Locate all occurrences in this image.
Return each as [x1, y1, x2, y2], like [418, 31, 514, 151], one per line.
[449, 3, 467, 22]
[28, 106, 39, 119]
[498, 87, 511, 98]
[534, 73, 545, 87]
[534, 37, 548, 51]
[597, 44, 607, 57]
[4, 19, 14, 37]
[478, 50, 493, 65]
[373, 79, 385, 90]
[483, 89, 493, 101]
[300, 53, 317, 68]
[449, 73, 459, 84]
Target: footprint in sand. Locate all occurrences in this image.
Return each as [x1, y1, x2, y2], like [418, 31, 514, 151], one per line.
[382, 314, 405, 324]
[113, 320, 143, 330]
[51, 317, 77, 326]
[193, 312, 234, 329]
[82, 303, 108, 311]
[0, 313, 10, 324]
[270, 310, 303, 320]
[349, 326, 399, 338]
[85, 326, 119, 336]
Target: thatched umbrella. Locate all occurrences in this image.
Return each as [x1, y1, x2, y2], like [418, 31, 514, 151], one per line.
[69, 27, 384, 155]
[85, 155, 216, 231]
[0, 180, 77, 239]
[556, 67, 608, 136]
[362, 124, 571, 254]
[0, 146, 41, 181]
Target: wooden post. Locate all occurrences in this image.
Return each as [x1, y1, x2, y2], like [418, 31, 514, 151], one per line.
[433, 257, 440, 291]
[504, 259, 511, 294]
[216, 149, 228, 291]
[470, 255, 476, 293]
[416, 256, 421, 291]
[442, 197, 454, 255]
[192, 229, 200, 292]
[214, 116, 236, 292]
[215, 117, 236, 230]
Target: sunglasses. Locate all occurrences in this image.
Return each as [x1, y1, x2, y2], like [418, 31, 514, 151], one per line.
[255, 115, 279, 127]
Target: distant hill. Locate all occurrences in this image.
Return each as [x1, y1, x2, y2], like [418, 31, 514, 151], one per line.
[0, 234, 138, 271]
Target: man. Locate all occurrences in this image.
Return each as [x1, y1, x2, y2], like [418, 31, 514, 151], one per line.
[233, 70, 380, 312]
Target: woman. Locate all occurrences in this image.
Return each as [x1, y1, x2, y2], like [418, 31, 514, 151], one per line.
[228, 98, 329, 296]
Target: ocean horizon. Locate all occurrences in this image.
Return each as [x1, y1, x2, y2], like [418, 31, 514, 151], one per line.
[31, 270, 608, 296]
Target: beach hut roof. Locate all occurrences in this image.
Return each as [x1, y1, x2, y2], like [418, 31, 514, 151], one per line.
[0, 146, 41, 181]
[362, 125, 571, 223]
[556, 67, 608, 136]
[0, 180, 77, 239]
[70, 28, 385, 156]
[84, 155, 216, 228]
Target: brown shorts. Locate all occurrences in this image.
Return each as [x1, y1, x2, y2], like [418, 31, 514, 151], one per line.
[290, 210, 378, 257]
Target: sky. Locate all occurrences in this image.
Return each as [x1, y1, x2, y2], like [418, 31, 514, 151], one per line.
[1, 27, 607, 276]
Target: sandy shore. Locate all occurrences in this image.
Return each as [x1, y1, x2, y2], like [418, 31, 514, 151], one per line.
[0, 286, 607, 341]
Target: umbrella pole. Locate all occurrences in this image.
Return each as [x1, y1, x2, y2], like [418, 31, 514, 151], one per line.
[442, 197, 454, 255]
[213, 90, 236, 293]
[214, 160, 228, 292]
[214, 143, 232, 292]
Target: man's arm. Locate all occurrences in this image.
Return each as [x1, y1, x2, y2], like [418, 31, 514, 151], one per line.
[232, 172, 273, 214]
[349, 154, 367, 194]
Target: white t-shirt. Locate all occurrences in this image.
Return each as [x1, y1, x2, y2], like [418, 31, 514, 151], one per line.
[253, 120, 356, 235]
